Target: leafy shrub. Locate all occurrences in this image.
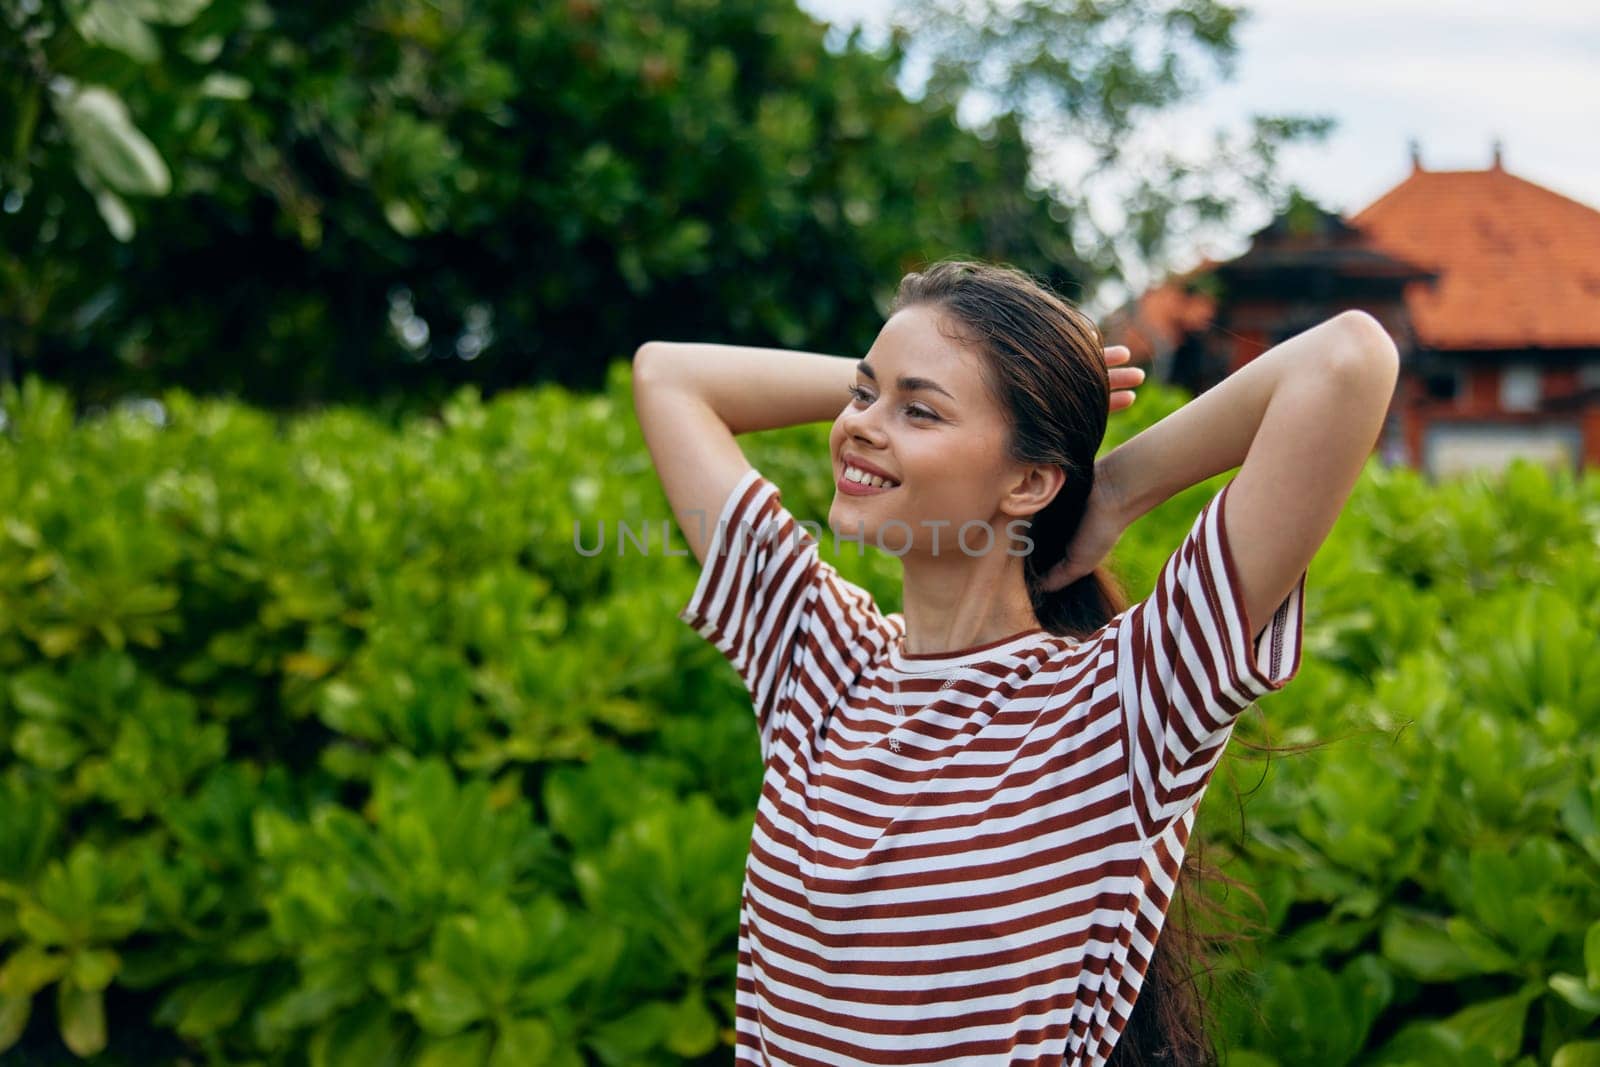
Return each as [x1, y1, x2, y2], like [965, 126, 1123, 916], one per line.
[2, 371, 1598, 1064]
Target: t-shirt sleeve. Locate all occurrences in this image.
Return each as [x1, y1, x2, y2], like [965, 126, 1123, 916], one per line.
[677, 467, 876, 756]
[1109, 477, 1307, 840]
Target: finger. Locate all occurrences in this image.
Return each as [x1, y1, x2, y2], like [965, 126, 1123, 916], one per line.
[1102, 345, 1132, 367]
[1109, 390, 1135, 413]
[1108, 366, 1144, 392]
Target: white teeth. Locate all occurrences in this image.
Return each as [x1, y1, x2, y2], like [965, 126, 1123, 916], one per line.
[844, 464, 897, 488]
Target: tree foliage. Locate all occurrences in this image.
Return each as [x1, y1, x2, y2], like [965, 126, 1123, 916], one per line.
[894, 0, 1335, 277]
[1, 0, 1328, 410]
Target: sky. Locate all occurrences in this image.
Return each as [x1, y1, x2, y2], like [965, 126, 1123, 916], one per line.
[795, 0, 1600, 314]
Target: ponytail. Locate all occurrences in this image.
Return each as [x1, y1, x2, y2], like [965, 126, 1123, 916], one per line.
[1028, 565, 1125, 638]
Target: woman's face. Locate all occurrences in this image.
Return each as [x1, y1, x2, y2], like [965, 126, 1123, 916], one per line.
[827, 305, 1035, 561]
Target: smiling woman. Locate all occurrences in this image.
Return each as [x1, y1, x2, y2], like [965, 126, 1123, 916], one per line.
[630, 258, 1392, 1066]
[630, 311, 1143, 575]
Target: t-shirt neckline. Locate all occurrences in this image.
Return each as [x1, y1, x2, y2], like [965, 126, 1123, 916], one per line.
[885, 622, 1048, 673]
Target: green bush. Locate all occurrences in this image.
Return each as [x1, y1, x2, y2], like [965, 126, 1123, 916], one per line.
[1, 370, 1597, 1064]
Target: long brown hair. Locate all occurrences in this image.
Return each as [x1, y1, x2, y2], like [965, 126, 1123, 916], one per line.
[888, 257, 1260, 1065]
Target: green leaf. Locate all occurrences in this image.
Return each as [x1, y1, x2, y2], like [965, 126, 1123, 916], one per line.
[1587, 919, 1600, 988]
[8, 671, 71, 720]
[1439, 985, 1539, 1062]
[1561, 783, 1600, 867]
[0, 945, 70, 996]
[1368, 1020, 1499, 1067]
[254, 959, 366, 1039]
[1462, 841, 1565, 958]
[414, 1028, 493, 1067]
[89, 183, 135, 241]
[58, 85, 172, 196]
[15, 902, 71, 940]
[309, 1001, 407, 1067]
[1220, 1054, 1279, 1067]
[199, 72, 252, 100]
[1549, 973, 1600, 1014]
[406, 956, 489, 1036]
[66, 0, 161, 63]
[67, 948, 119, 993]
[0, 993, 31, 1052]
[57, 982, 106, 1057]
[1554, 1042, 1600, 1067]
[487, 1017, 555, 1067]
[159, 972, 257, 1037]
[129, 0, 212, 24]
[384, 200, 422, 236]
[583, 1000, 673, 1063]
[1444, 917, 1519, 974]
[14, 721, 86, 771]
[665, 989, 718, 1058]
[1381, 912, 1482, 982]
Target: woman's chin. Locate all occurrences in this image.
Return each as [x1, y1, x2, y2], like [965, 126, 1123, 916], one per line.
[828, 499, 875, 536]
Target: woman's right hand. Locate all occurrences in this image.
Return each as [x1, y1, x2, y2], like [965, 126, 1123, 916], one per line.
[1104, 345, 1144, 413]
[1039, 465, 1129, 591]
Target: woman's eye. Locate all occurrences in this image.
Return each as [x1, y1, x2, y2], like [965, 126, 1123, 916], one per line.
[845, 384, 937, 421]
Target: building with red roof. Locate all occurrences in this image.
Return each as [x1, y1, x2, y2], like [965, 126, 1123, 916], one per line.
[1100, 143, 1600, 477]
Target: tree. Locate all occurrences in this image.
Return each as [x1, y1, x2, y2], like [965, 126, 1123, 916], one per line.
[0, 0, 1328, 410]
[887, 0, 1335, 306]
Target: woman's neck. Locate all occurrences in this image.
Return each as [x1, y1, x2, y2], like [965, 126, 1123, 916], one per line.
[897, 556, 1038, 655]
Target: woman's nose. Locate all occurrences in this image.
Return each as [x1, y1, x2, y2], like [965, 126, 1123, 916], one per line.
[845, 417, 887, 449]
[840, 399, 887, 444]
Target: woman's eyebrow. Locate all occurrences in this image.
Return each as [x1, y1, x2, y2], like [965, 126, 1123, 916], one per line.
[857, 360, 956, 400]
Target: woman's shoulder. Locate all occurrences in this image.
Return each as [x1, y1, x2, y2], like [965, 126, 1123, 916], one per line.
[1015, 628, 1113, 689]
[1032, 629, 1097, 665]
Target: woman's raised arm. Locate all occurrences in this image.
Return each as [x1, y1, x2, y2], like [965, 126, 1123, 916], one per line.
[1097, 310, 1399, 639]
[632, 337, 1149, 567]
[630, 342, 855, 565]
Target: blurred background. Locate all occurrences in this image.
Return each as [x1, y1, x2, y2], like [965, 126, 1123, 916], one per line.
[1, 0, 1598, 1064]
[5, 0, 1598, 476]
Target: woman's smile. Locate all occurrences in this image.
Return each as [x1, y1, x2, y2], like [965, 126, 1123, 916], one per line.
[837, 452, 902, 495]
[837, 473, 897, 495]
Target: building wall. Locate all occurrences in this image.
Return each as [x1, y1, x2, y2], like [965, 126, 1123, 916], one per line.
[1181, 296, 1600, 476]
[1400, 354, 1600, 475]
[1421, 419, 1583, 478]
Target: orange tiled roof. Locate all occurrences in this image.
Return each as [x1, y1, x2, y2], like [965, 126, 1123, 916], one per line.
[1098, 259, 1217, 363]
[1350, 165, 1600, 350]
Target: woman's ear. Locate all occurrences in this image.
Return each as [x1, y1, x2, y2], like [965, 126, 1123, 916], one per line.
[1006, 463, 1066, 517]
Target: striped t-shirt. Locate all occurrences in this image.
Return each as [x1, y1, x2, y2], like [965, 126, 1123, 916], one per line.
[678, 466, 1306, 1066]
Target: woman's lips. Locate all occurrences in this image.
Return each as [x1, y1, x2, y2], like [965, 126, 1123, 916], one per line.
[837, 471, 898, 496]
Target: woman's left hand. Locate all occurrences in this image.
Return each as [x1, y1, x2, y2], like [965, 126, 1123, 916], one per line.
[1038, 462, 1129, 591]
[1038, 346, 1141, 590]
[1105, 345, 1144, 413]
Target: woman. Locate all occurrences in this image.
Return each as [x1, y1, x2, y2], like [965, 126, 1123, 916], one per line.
[631, 259, 1398, 1066]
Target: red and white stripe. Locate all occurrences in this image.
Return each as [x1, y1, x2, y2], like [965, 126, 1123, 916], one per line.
[678, 467, 1305, 1065]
